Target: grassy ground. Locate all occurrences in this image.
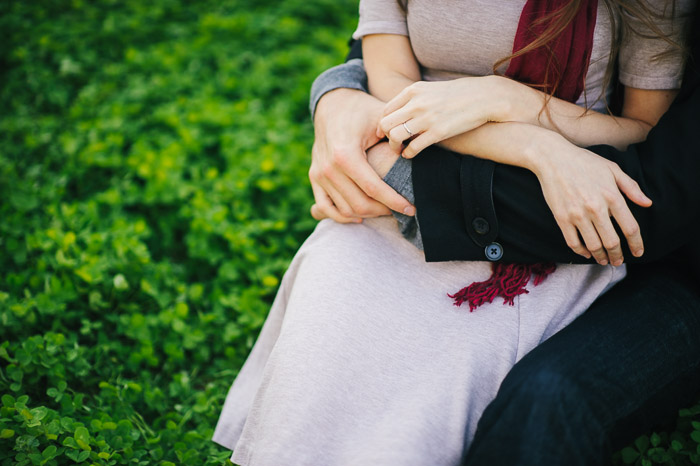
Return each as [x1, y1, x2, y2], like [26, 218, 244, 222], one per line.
[0, 1, 698, 465]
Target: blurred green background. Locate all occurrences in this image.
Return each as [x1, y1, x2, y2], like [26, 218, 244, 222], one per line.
[0, 0, 698, 465]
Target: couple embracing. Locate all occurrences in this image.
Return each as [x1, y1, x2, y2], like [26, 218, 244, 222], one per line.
[214, 0, 700, 464]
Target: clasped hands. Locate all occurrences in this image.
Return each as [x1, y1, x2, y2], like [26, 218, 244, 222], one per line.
[310, 77, 651, 265]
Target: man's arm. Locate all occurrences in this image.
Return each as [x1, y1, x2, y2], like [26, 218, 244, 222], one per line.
[309, 28, 700, 266]
[414, 12, 700, 265]
[414, 74, 700, 264]
[308, 56, 415, 223]
[308, 52, 657, 263]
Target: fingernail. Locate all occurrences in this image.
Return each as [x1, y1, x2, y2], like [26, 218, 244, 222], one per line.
[354, 219, 363, 224]
[403, 206, 416, 216]
[633, 249, 644, 257]
[613, 258, 623, 267]
[599, 259, 608, 266]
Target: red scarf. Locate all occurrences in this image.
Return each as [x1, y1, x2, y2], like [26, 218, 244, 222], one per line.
[506, 0, 598, 102]
[450, 0, 598, 311]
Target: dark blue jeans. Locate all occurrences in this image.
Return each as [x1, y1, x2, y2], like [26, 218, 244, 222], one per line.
[463, 263, 700, 466]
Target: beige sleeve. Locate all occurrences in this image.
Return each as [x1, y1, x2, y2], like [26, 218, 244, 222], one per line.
[618, 0, 696, 89]
[352, 0, 408, 39]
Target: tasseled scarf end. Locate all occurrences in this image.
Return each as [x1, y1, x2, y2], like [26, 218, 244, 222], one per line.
[449, 262, 556, 311]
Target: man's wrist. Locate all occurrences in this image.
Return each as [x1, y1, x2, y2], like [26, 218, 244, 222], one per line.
[315, 88, 371, 126]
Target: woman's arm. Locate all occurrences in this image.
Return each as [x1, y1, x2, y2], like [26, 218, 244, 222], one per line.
[500, 79, 678, 149]
[438, 121, 653, 265]
[378, 76, 678, 157]
[410, 78, 700, 266]
[362, 34, 420, 102]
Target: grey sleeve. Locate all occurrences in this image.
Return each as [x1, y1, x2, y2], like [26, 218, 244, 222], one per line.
[309, 58, 368, 119]
[383, 157, 423, 250]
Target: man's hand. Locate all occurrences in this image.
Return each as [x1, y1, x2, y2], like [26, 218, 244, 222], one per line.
[309, 88, 415, 223]
[530, 133, 652, 266]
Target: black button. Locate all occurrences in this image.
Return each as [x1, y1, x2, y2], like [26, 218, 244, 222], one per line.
[484, 242, 503, 261]
[472, 217, 490, 235]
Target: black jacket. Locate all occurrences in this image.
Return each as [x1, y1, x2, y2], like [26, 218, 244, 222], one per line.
[411, 10, 700, 281]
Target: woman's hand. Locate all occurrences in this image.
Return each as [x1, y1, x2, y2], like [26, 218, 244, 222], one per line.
[378, 75, 511, 158]
[531, 135, 652, 266]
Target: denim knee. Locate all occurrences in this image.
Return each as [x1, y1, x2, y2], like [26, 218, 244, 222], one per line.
[497, 361, 598, 423]
[466, 362, 607, 466]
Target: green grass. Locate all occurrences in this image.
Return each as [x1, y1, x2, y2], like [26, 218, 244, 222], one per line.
[0, 0, 698, 464]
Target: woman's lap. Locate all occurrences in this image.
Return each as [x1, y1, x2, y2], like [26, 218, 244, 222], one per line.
[214, 218, 625, 465]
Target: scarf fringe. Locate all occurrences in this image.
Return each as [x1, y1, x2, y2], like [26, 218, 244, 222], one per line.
[449, 262, 556, 311]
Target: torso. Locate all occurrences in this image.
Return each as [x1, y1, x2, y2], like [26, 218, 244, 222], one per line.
[405, 0, 615, 110]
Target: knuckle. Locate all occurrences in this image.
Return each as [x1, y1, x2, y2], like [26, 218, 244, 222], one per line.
[321, 164, 335, 180]
[565, 239, 580, 249]
[603, 239, 621, 250]
[568, 211, 584, 223]
[332, 149, 350, 169]
[312, 206, 327, 221]
[583, 200, 600, 214]
[308, 167, 319, 182]
[353, 206, 370, 217]
[590, 248, 605, 258]
[601, 189, 617, 203]
[587, 241, 604, 253]
[353, 202, 377, 217]
[624, 223, 640, 237]
[609, 196, 625, 210]
[364, 182, 379, 199]
[337, 205, 353, 217]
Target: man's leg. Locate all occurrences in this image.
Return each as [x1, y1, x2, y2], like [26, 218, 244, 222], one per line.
[464, 263, 700, 466]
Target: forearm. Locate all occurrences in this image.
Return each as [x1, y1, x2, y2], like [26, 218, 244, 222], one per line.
[414, 84, 700, 265]
[370, 73, 417, 102]
[497, 77, 675, 150]
[438, 122, 559, 172]
[363, 34, 420, 102]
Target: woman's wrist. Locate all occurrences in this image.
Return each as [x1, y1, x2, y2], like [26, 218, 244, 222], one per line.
[490, 75, 543, 126]
[520, 125, 568, 176]
[482, 75, 516, 123]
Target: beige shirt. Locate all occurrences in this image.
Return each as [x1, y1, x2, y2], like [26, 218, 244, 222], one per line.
[353, 0, 692, 111]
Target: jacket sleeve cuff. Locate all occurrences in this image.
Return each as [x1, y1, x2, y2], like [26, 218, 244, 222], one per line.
[309, 59, 368, 119]
[382, 156, 423, 250]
